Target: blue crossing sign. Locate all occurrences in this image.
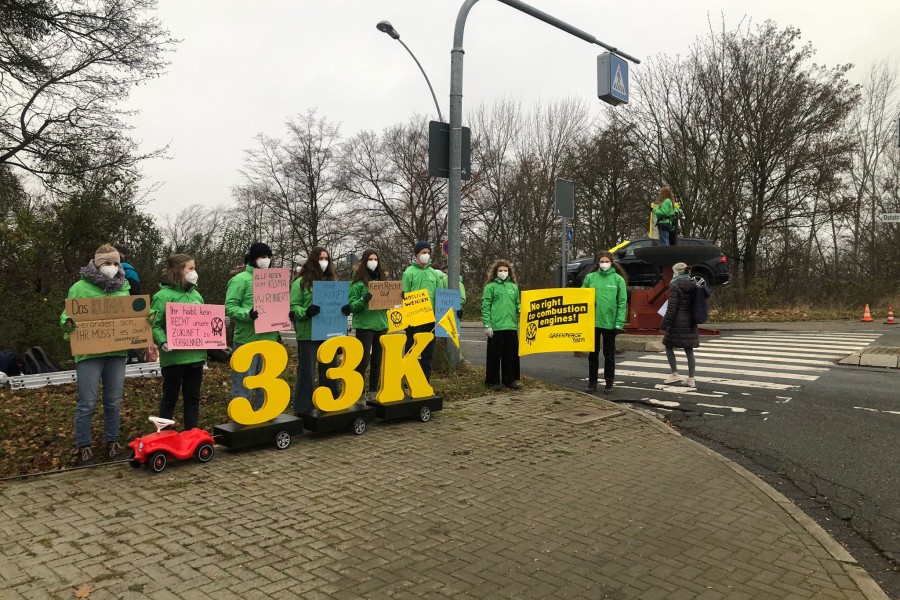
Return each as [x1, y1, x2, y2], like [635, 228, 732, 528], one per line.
[597, 52, 629, 106]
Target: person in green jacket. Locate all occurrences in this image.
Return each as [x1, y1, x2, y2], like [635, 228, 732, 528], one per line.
[481, 259, 521, 390]
[150, 254, 207, 430]
[401, 241, 446, 381]
[439, 265, 467, 310]
[290, 245, 338, 415]
[581, 251, 628, 394]
[652, 186, 676, 247]
[225, 242, 280, 409]
[59, 244, 131, 466]
[342, 249, 388, 399]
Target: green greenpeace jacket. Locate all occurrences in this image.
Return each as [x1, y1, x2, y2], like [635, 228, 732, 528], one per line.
[481, 278, 520, 331]
[349, 280, 388, 331]
[289, 278, 315, 342]
[150, 281, 207, 367]
[652, 197, 675, 226]
[59, 276, 132, 363]
[225, 265, 279, 345]
[582, 268, 627, 330]
[401, 261, 445, 308]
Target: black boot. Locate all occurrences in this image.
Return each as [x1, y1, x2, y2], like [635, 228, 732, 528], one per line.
[603, 381, 614, 394]
[585, 379, 597, 393]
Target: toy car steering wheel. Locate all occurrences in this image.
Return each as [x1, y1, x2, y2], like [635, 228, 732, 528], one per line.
[148, 416, 176, 433]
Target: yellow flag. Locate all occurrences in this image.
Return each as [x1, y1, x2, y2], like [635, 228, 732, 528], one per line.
[438, 308, 460, 348]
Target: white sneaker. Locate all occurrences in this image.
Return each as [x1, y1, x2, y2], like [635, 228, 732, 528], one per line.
[663, 374, 682, 385]
[683, 377, 696, 388]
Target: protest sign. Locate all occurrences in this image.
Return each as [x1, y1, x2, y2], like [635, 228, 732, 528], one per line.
[403, 289, 434, 327]
[166, 303, 226, 349]
[434, 288, 461, 339]
[312, 281, 351, 340]
[252, 268, 292, 333]
[438, 308, 460, 348]
[367, 280, 403, 310]
[518, 288, 595, 356]
[65, 295, 152, 355]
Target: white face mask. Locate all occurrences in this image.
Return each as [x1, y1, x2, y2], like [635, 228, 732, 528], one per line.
[367, 260, 378, 271]
[256, 257, 271, 269]
[99, 265, 118, 279]
[497, 270, 509, 280]
[599, 262, 612, 271]
[318, 259, 329, 271]
[184, 270, 199, 285]
[418, 253, 430, 265]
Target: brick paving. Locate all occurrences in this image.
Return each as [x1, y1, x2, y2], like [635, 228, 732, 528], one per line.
[0, 390, 888, 599]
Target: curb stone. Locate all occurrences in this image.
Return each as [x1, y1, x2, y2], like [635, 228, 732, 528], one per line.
[582, 390, 892, 600]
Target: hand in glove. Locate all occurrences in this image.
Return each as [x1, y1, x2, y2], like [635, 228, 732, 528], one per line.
[341, 304, 351, 316]
[248, 308, 259, 320]
[159, 342, 169, 353]
[484, 326, 494, 338]
[288, 311, 295, 323]
[456, 309, 464, 320]
[306, 304, 321, 317]
[362, 293, 373, 303]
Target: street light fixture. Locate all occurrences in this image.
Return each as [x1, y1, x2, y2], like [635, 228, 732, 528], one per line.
[376, 20, 445, 123]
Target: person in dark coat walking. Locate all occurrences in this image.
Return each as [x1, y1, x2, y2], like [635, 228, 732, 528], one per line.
[659, 262, 699, 388]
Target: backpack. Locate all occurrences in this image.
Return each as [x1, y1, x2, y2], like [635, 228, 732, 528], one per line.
[22, 346, 63, 375]
[692, 283, 711, 324]
[0, 349, 22, 376]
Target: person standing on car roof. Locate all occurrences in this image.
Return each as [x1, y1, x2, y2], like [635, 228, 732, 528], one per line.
[660, 262, 699, 388]
[581, 251, 628, 394]
[652, 186, 677, 247]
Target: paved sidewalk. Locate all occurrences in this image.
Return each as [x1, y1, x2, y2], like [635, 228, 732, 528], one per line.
[0, 390, 889, 600]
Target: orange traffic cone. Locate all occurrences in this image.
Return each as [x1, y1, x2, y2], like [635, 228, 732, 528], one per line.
[886, 306, 897, 325]
[860, 304, 873, 322]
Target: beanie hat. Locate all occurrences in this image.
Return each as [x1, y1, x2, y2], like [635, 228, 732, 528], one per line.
[414, 241, 432, 255]
[244, 242, 273, 264]
[672, 262, 688, 276]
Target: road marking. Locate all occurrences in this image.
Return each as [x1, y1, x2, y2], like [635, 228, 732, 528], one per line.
[678, 351, 835, 366]
[725, 334, 880, 345]
[615, 384, 727, 398]
[617, 361, 819, 381]
[695, 403, 747, 413]
[696, 344, 847, 358]
[615, 369, 797, 390]
[707, 340, 866, 353]
[636, 355, 828, 372]
[853, 406, 900, 416]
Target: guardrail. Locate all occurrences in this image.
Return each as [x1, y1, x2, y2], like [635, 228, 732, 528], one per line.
[2, 362, 163, 390]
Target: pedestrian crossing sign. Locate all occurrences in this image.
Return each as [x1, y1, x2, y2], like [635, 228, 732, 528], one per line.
[597, 52, 629, 106]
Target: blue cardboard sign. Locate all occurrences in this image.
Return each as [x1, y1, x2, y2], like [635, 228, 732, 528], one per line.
[434, 288, 461, 339]
[311, 281, 350, 340]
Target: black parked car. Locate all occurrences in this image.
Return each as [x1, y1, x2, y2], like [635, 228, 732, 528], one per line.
[567, 238, 730, 288]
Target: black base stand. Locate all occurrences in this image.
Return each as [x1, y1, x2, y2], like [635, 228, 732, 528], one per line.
[213, 414, 304, 450]
[299, 402, 375, 435]
[367, 395, 443, 423]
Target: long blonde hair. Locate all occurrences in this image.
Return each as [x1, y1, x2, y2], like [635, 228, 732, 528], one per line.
[163, 254, 194, 288]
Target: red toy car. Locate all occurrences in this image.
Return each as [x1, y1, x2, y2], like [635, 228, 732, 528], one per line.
[128, 417, 216, 473]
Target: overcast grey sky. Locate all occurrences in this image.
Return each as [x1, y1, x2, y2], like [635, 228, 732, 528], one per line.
[126, 0, 900, 220]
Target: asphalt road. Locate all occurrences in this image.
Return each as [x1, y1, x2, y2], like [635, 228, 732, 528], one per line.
[460, 322, 900, 598]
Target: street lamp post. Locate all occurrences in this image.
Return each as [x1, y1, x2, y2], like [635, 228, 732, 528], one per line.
[376, 21, 445, 123]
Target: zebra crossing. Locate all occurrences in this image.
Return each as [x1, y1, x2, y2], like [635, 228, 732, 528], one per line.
[611, 331, 883, 416]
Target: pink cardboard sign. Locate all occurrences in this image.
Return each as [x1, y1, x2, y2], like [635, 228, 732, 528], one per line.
[165, 303, 227, 350]
[252, 268, 292, 333]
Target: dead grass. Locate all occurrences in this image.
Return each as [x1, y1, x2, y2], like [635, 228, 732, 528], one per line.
[0, 358, 544, 479]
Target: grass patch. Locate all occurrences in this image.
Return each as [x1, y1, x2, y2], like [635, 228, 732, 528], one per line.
[0, 354, 545, 478]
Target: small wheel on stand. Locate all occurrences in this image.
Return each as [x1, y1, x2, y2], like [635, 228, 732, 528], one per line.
[351, 417, 367, 436]
[418, 406, 432, 423]
[274, 430, 291, 449]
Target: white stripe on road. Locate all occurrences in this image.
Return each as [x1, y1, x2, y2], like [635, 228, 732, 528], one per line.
[706, 339, 867, 351]
[654, 351, 835, 366]
[696, 344, 847, 358]
[614, 383, 726, 398]
[635, 355, 828, 372]
[695, 403, 747, 413]
[617, 361, 819, 381]
[724, 334, 880, 344]
[615, 369, 797, 390]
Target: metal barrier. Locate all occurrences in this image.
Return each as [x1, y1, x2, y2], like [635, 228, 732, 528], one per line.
[3, 362, 162, 390]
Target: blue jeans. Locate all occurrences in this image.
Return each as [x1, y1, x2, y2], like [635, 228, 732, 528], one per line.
[231, 341, 265, 410]
[75, 356, 126, 448]
[658, 226, 670, 246]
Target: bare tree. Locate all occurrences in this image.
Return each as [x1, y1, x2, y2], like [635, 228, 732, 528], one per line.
[0, 0, 175, 180]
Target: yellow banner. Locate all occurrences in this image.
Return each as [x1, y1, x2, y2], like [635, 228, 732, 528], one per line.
[438, 308, 460, 348]
[403, 289, 434, 327]
[518, 288, 595, 356]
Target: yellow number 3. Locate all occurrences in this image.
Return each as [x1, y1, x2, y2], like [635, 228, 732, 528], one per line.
[313, 336, 364, 412]
[228, 340, 290, 425]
